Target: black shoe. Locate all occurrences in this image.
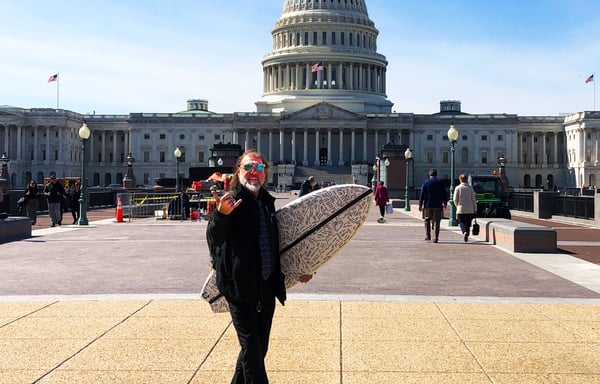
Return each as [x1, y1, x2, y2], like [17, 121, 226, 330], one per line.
[51, 223, 56, 227]
[464, 232, 469, 242]
[433, 238, 438, 243]
[425, 237, 431, 241]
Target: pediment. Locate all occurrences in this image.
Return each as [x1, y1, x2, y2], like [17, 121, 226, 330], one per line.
[282, 102, 366, 121]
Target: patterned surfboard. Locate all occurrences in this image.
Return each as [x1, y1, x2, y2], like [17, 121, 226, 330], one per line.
[201, 184, 373, 313]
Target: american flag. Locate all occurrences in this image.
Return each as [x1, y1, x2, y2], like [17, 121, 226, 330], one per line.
[585, 74, 594, 84]
[47, 73, 58, 83]
[311, 61, 324, 72]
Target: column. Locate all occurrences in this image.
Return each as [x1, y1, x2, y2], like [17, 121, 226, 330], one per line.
[542, 132, 547, 166]
[358, 64, 363, 91]
[553, 133, 558, 164]
[349, 64, 354, 90]
[245, 131, 250, 151]
[16, 126, 23, 161]
[314, 129, 320, 166]
[268, 131, 273, 162]
[303, 130, 308, 166]
[327, 129, 332, 166]
[363, 129, 368, 163]
[338, 62, 343, 89]
[351, 129, 356, 163]
[530, 132, 535, 166]
[291, 130, 296, 164]
[338, 128, 344, 166]
[33, 126, 38, 162]
[113, 131, 118, 164]
[305, 64, 310, 90]
[279, 129, 284, 163]
[46, 126, 51, 164]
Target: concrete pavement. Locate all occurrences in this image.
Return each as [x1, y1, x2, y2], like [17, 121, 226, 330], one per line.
[0, 193, 599, 383]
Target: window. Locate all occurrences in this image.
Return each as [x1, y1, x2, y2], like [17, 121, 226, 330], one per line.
[304, 32, 308, 45]
[179, 134, 185, 140]
[341, 32, 345, 45]
[159, 151, 165, 163]
[349, 33, 353, 46]
[214, 134, 220, 140]
[144, 133, 150, 140]
[442, 151, 449, 164]
[198, 135, 205, 140]
[144, 151, 150, 162]
[322, 31, 327, 44]
[497, 135, 503, 141]
[159, 134, 166, 140]
[481, 135, 487, 141]
[313, 32, 317, 45]
[481, 151, 488, 164]
[332, 31, 336, 45]
[427, 134, 433, 141]
[426, 151, 433, 163]
[199, 151, 205, 162]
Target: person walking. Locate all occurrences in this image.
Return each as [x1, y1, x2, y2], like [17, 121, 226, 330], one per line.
[373, 180, 389, 223]
[298, 176, 315, 197]
[206, 150, 313, 383]
[418, 168, 448, 243]
[68, 182, 81, 224]
[453, 173, 478, 242]
[23, 180, 41, 225]
[44, 173, 66, 227]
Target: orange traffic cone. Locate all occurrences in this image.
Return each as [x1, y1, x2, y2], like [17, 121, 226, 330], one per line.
[115, 197, 124, 222]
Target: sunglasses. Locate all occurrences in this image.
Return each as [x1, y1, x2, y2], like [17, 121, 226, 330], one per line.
[242, 163, 265, 172]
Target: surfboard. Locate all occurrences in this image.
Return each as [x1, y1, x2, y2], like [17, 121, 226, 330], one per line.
[201, 184, 373, 313]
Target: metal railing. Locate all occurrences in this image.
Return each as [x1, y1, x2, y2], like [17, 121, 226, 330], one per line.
[119, 192, 187, 220]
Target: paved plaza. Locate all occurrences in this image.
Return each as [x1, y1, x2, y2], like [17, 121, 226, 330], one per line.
[0, 192, 599, 383]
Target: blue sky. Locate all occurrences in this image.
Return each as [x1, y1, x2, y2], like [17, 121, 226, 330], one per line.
[1, 0, 598, 116]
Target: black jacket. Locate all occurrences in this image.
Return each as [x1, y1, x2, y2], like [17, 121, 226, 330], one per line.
[206, 185, 286, 306]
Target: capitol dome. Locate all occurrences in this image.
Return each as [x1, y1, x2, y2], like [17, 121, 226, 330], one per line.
[256, 0, 393, 114]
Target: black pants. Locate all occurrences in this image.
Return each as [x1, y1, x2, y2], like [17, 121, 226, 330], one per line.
[228, 291, 276, 384]
[458, 213, 475, 235]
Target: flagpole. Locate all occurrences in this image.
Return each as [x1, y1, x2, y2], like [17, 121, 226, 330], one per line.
[56, 72, 60, 109]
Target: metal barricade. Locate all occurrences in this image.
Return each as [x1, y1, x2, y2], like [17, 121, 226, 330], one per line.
[124, 192, 186, 220]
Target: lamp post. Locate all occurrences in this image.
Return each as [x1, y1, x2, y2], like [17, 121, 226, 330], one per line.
[123, 152, 136, 189]
[497, 154, 508, 189]
[0, 152, 10, 189]
[447, 123, 459, 226]
[174, 146, 182, 192]
[372, 157, 380, 188]
[78, 123, 91, 225]
[404, 148, 412, 211]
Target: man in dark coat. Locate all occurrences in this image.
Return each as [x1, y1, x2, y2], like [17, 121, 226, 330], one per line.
[418, 168, 448, 242]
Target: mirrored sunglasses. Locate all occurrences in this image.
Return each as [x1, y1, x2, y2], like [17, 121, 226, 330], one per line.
[242, 163, 265, 172]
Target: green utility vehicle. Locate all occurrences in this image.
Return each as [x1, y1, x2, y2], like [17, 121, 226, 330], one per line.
[468, 174, 511, 219]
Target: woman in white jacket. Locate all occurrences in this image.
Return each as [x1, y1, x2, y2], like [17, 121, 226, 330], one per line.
[453, 173, 478, 242]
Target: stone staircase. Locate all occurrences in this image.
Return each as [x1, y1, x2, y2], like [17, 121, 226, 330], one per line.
[294, 166, 354, 186]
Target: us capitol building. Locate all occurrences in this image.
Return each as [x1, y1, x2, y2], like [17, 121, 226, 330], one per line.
[1, 0, 599, 191]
